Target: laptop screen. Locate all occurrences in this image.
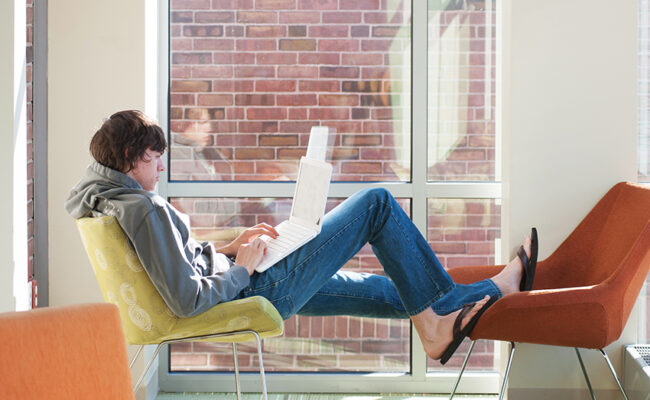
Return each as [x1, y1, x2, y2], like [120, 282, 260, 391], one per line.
[290, 159, 331, 227]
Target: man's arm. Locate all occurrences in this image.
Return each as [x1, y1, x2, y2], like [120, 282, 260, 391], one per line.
[128, 204, 250, 317]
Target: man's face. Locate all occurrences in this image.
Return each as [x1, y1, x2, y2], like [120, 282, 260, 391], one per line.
[126, 149, 165, 192]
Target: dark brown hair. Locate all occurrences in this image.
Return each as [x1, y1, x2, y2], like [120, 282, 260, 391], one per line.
[90, 110, 167, 173]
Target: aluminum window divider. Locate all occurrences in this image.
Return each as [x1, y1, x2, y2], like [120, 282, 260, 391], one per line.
[158, 346, 500, 394]
[164, 181, 500, 200]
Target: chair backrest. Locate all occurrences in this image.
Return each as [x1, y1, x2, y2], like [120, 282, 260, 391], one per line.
[76, 216, 179, 345]
[0, 303, 135, 400]
[542, 182, 650, 285]
[587, 183, 650, 286]
[539, 182, 650, 332]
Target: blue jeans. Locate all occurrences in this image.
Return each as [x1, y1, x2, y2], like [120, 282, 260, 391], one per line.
[237, 188, 502, 319]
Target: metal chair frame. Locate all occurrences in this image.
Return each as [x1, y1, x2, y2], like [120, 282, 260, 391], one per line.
[448, 341, 629, 400]
[129, 330, 268, 400]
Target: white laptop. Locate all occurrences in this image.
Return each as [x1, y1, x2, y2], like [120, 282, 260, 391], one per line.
[255, 156, 333, 273]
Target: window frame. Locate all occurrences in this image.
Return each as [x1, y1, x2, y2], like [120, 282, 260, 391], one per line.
[156, 0, 503, 393]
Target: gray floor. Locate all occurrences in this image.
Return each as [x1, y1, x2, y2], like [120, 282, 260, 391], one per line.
[156, 394, 495, 400]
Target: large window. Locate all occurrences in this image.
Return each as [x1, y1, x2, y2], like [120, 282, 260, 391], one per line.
[162, 0, 501, 393]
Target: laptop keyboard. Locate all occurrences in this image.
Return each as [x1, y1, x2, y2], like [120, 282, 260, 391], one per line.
[263, 222, 314, 253]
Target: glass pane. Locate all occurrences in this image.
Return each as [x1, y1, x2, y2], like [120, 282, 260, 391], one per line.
[168, 197, 411, 372]
[426, 198, 500, 370]
[427, 0, 497, 181]
[169, 1, 412, 182]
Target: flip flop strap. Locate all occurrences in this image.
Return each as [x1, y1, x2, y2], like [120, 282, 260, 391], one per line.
[517, 245, 529, 267]
[453, 302, 476, 338]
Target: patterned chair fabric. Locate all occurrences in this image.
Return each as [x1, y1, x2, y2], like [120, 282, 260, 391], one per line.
[76, 216, 284, 346]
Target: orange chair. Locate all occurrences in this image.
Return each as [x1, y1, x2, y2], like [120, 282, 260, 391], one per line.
[0, 303, 134, 400]
[447, 182, 650, 400]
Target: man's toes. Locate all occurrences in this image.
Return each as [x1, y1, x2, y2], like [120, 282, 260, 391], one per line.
[524, 235, 532, 257]
[462, 296, 489, 326]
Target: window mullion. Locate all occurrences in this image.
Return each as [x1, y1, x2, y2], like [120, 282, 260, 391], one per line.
[410, 0, 430, 381]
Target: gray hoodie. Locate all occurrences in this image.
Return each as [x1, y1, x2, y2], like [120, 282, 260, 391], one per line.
[65, 161, 250, 317]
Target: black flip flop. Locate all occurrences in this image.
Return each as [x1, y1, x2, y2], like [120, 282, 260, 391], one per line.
[517, 227, 538, 291]
[439, 296, 499, 365]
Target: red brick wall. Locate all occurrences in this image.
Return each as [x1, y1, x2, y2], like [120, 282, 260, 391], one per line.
[26, 0, 35, 307]
[428, 199, 499, 268]
[169, 0, 412, 182]
[427, 3, 496, 181]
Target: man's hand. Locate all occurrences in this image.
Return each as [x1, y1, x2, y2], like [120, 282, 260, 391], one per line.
[235, 237, 267, 276]
[217, 223, 279, 258]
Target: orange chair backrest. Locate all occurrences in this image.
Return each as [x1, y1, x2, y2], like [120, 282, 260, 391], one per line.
[541, 182, 650, 287]
[591, 184, 650, 281]
[0, 303, 135, 400]
[541, 182, 650, 330]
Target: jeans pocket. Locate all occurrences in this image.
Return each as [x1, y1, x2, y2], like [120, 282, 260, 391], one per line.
[270, 295, 295, 320]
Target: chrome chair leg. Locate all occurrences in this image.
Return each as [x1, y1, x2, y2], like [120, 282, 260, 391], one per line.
[498, 342, 516, 400]
[575, 348, 596, 400]
[129, 345, 144, 370]
[131, 331, 268, 398]
[449, 340, 476, 400]
[253, 331, 268, 400]
[233, 343, 242, 400]
[599, 349, 629, 400]
[134, 343, 164, 394]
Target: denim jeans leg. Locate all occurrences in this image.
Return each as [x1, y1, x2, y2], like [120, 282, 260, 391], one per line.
[296, 271, 409, 318]
[431, 279, 502, 315]
[239, 188, 499, 319]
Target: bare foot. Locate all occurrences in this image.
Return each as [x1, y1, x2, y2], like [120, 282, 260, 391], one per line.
[490, 235, 532, 296]
[412, 295, 490, 359]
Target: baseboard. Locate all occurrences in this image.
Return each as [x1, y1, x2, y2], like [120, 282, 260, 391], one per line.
[508, 388, 622, 399]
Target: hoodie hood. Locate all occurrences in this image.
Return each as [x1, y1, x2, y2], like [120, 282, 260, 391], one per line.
[65, 161, 153, 219]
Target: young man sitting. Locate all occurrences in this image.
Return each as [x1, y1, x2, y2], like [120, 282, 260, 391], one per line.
[65, 110, 537, 364]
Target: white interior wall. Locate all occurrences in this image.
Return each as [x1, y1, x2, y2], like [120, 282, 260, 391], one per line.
[48, 0, 146, 307]
[501, 0, 638, 396]
[48, 1, 154, 398]
[0, 0, 28, 313]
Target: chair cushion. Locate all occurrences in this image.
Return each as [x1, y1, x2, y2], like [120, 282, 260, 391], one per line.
[76, 216, 283, 345]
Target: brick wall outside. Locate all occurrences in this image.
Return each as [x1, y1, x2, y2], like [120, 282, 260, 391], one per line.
[26, 0, 35, 307]
[169, 0, 496, 183]
[427, 2, 496, 181]
[169, 0, 413, 182]
[168, 0, 501, 372]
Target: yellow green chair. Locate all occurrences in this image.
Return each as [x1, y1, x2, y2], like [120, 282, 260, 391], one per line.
[75, 216, 284, 399]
